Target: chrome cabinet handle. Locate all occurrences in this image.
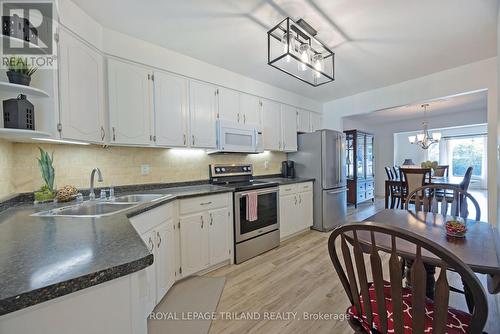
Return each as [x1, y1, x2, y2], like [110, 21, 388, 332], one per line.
[278, 141, 281, 150]
[148, 237, 154, 252]
[237, 113, 240, 123]
[192, 135, 195, 146]
[210, 213, 213, 226]
[200, 201, 212, 206]
[299, 194, 302, 204]
[157, 231, 161, 248]
[183, 134, 186, 145]
[243, 114, 246, 123]
[201, 215, 204, 228]
[100, 126, 105, 141]
[112, 127, 116, 141]
[294, 195, 297, 205]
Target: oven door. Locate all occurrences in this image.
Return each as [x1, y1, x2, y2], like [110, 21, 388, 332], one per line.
[234, 187, 279, 243]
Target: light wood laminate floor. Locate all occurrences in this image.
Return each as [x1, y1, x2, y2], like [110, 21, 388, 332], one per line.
[206, 197, 498, 334]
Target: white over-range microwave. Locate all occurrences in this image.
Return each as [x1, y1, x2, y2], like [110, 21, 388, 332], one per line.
[211, 120, 264, 154]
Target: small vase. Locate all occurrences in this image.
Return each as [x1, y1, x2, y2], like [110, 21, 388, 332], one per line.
[6, 70, 31, 86]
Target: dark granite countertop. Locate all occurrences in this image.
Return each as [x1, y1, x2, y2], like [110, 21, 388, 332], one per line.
[259, 177, 316, 185]
[0, 183, 233, 316]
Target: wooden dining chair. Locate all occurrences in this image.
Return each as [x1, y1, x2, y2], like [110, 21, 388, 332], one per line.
[404, 184, 481, 221]
[399, 168, 431, 209]
[460, 167, 474, 191]
[328, 222, 488, 334]
[385, 166, 394, 180]
[435, 165, 449, 177]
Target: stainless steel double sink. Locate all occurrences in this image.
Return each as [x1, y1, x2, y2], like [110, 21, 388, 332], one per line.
[32, 194, 172, 218]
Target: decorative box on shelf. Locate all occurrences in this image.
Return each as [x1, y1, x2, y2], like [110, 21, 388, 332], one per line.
[3, 94, 35, 130]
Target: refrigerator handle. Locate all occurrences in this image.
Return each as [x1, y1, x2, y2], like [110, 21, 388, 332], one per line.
[327, 188, 348, 195]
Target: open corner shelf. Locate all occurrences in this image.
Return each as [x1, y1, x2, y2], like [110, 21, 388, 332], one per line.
[0, 128, 51, 142]
[0, 81, 49, 97]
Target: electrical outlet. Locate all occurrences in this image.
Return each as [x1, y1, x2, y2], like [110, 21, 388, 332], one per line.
[140, 164, 150, 176]
[264, 161, 269, 170]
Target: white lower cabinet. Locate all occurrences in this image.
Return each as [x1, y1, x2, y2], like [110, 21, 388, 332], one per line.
[279, 182, 313, 239]
[179, 213, 210, 277]
[129, 203, 178, 317]
[179, 194, 232, 277]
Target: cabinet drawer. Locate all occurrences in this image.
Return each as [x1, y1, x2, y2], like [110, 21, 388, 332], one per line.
[180, 194, 228, 215]
[297, 182, 312, 192]
[357, 182, 366, 192]
[366, 181, 374, 190]
[366, 190, 374, 199]
[357, 192, 365, 202]
[279, 184, 297, 196]
[130, 202, 174, 235]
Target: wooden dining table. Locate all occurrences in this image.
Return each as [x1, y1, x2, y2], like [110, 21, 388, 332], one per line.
[361, 209, 500, 299]
[384, 176, 465, 209]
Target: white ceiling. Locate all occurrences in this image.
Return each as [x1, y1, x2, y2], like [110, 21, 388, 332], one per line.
[72, 0, 498, 102]
[344, 90, 488, 124]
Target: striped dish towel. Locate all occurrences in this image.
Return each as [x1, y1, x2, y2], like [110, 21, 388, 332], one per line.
[246, 192, 258, 222]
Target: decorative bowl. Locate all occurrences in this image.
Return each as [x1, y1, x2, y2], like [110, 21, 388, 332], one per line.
[445, 218, 467, 238]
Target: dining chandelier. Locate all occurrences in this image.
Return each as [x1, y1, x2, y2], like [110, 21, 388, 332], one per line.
[408, 104, 442, 149]
[267, 17, 335, 87]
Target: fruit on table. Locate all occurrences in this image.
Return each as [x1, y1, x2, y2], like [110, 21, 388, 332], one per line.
[445, 220, 467, 235]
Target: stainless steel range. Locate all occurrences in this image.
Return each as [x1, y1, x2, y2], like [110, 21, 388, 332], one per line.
[209, 164, 280, 264]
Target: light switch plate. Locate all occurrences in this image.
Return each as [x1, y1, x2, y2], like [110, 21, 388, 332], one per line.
[140, 164, 150, 176]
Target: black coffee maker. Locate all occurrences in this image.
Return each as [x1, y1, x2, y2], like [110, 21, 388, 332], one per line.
[281, 160, 295, 178]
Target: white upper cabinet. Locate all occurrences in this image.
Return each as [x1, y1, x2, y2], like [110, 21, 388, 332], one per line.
[108, 58, 152, 145]
[310, 112, 322, 132]
[239, 93, 261, 125]
[280, 104, 298, 152]
[154, 72, 189, 147]
[297, 109, 310, 133]
[218, 87, 239, 122]
[261, 99, 281, 151]
[58, 29, 105, 143]
[189, 80, 217, 148]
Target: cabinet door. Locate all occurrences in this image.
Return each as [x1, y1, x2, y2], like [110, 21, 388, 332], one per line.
[189, 81, 217, 148]
[310, 112, 322, 132]
[296, 109, 310, 133]
[155, 219, 176, 302]
[218, 87, 240, 122]
[59, 29, 105, 143]
[262, 99, 281, 151]
[180, 213, 209, 277]
[208, 208, 230, 265]
[298, 191, 313, 230]
[279, 193, 297, 239]
[140, 229, 157, 314]
[239, 93, 261, 125]
[154, 72, 189, 147]
[281, 104, 298, 152]
[108, 59, 152, 145]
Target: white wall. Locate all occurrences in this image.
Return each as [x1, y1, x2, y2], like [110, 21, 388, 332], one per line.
[343, 109, 487, 198]
[326, 57, 498, 224]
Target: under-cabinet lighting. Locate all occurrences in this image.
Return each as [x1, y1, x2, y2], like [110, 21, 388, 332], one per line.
[32, 138, 91, 145]
[169, 148, 206, 156]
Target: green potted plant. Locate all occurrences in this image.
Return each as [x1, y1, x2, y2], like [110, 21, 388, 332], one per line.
[6, 56, 37, 86]
[421, 160, 438, 171]
[34, 147, 56, 203]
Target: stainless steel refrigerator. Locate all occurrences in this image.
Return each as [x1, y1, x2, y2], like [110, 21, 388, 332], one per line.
[289, 129, 347, 231]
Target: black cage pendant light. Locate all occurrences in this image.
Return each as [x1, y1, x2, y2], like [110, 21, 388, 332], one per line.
[267, 17, 335, 87]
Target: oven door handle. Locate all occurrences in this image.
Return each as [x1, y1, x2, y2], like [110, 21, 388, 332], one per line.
[236, 187, 279, 198]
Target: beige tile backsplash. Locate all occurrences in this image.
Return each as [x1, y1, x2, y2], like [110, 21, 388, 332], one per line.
[0, 139, 14, 199]
[0, 141, 286, 196]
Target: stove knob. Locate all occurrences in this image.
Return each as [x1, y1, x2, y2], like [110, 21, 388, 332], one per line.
[215, 168, 221, 173]
[221, 168, 226, 172]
